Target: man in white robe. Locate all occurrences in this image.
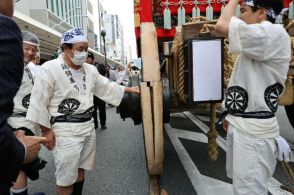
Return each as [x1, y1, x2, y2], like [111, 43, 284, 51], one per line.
[26, 28, 139, 195]
[27, 52, 41, 77]
[216, 0, 291, 194]
[8, 31, 45, 195]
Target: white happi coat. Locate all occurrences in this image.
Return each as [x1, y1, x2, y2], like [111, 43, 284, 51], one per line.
[223, 17, 291, 195]
[223, 17, 291, 139]
[8, 65, 39, 131]
[26, 54, 125, 136]
[27, 61, 41, 78]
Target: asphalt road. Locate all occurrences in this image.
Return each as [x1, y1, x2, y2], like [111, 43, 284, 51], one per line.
[27, 106, 294, 195]
[28, 107, 149, 195]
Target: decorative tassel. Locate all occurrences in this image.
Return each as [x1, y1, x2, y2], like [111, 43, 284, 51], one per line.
[235, 4, 241, 17]
[206, 0, 213, 20]
[289, 1, 294, 19]
[134, 0, 141, 28]
[164, 0, 171, 29]
[178, 0, 185, 26]
[134, 11, 140, 28]
[192, 0, 200, 17]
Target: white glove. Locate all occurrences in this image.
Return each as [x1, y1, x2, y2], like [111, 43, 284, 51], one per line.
[275, 136, 292, 162]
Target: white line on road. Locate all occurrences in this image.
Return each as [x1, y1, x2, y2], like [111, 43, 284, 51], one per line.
[167, 112, 292, 195]
[183, 111, 227, 151]
[165, 124, 233, 195]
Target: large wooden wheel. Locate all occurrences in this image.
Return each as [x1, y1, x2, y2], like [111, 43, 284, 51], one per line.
[140, 22, 165, 194]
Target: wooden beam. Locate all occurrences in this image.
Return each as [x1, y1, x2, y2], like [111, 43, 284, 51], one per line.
[141, 22, 161, 82]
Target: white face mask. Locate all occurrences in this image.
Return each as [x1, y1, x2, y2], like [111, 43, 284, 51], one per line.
[69, 51, 88, 66]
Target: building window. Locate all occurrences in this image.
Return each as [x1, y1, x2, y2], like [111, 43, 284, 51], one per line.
[69, 0, 74, 25]
[47, 0, 53, 12]
[66, 0, 70, 23]
[53, 0, 58, 15]
[77, 0, 81, 27]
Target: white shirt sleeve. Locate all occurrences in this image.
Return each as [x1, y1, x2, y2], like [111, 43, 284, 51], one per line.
[228, 16, 268, 61]
[26, 67, 54, 128]
[93, 71, 125, 106]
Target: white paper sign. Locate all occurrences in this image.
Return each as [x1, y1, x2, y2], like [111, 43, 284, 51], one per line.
[192, 39, 222, 102]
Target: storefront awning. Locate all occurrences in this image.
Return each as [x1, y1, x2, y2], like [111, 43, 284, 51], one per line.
[13, 10, 61, 60]
[13, 10, 123, 67]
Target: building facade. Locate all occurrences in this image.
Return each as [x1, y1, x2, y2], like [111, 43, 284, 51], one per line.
[13, 0, 125, 66]
[104, 14, 124, 64]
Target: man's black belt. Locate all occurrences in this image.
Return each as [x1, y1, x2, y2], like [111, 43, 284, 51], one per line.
[50, 107, 95, 125]
[217, 110, 275, 124]
[232, 111, 275, 119]
[11, 112, 27, 117]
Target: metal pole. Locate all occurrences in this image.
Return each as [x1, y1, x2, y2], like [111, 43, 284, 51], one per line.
[103, 36, 107, 67]
[101, 29, 107, 67]
[100, 29, 109, 77]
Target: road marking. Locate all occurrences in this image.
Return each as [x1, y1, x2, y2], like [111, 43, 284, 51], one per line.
[183, 111, 227, 151]
[168, 112, 292, 195]
[165, 124, 233, 195]
[170, 112, 186, 118]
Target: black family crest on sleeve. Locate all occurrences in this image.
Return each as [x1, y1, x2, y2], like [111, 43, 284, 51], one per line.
[225, 86, 248, 114]
[264, 82, 284, 113]
[57, 98, 80, 115]
[22, 94, 31, 109]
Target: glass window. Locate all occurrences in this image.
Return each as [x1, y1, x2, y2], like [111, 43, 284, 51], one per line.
[66, 0, 70, 23]
[77, 0, 82, 27]
[53, 0, 58, 15]
[69, 0, 73, 25]
[74, 0, 78, 27]
[47, 0, 52, 12]
[62, 0, 66, 20]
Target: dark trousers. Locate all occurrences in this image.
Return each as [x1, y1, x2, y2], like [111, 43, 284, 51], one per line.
[93, 96, 106, 128]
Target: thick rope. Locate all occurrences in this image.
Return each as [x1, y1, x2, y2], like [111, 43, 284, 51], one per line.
[177, 43, 186, 103]
[171, 30, 180, 92]
[285, 20, 294, 31]
[291, 37, 294, 64]
[208, 103, 218, 161]
[279, 76, 294, 106]
[171, 28, 186, 103]
[189, 16, 208, 23]
[223, 39, 235, 88]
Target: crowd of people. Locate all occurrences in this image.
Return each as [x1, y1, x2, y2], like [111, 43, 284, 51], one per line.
[0, 0, 293, 195]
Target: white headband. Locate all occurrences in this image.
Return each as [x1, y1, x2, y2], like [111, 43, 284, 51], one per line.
[244, 0, 254, 7]
[23, 41, 39, 47]
[61, 28, 88, 44]
[244, 0, 277, 19]
[244, 0, 289, 24]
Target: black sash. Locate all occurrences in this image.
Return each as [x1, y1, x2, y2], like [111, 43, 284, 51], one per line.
[217, 110, 275, 124]
[50, 107, 94, 125]
[11, 112, 27, 117]
[232, 111, 275, 119]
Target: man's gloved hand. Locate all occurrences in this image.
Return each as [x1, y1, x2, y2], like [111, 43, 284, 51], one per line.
[275, 136, 292, 162]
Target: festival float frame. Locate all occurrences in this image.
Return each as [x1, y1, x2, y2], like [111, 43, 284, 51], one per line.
[130, 1, 294, 194]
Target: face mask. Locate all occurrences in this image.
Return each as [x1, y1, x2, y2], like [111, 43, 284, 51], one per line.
[69, 51, 88, 66]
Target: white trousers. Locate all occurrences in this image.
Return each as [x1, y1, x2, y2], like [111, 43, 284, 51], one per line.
[53, 130, 96, 186]
[226, 124, 277, 195]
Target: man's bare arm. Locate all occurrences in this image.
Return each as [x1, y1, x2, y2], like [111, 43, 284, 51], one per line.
[215, 0, 239, 37]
